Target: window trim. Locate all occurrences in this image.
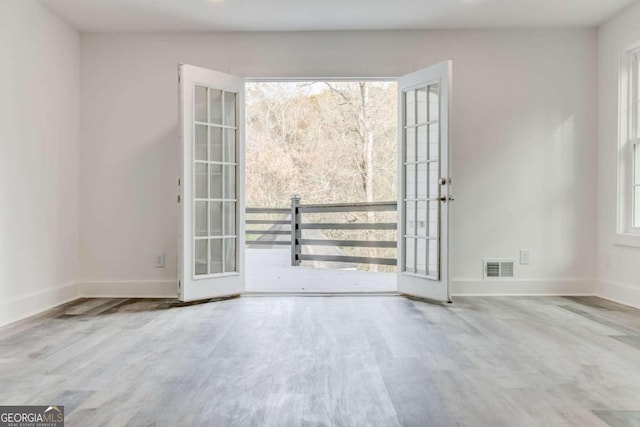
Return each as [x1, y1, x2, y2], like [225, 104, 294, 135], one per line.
[616, 42, 640, 247]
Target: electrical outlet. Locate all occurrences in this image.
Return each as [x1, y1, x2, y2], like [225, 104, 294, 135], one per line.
[519, 250, 530, 265]
[154, 252, 165, 268]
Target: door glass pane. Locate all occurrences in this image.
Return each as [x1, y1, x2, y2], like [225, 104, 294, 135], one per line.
[428, 201, 439, 238]
[195, 239, 208, 276]
[416, 239, 427, 275]
[210, 127, 222, 162]
[635, 144, 640, 185]
[428, 239, 439, 277]
[429, 123, 439, 160]
[636, 56, 640, 139]
[405, 202, 415, 236]
[405, 90, 415, 125]
[417, 163, 427, 199]
[209, 89, 222, 125]
[225, 129, 236, 163]
[224, 92, 236, 127]
[405, 127, 415, 163]
[225, 239, 236, 272]
[224, 166, 236, 199]
[405, 165, 415, 199]
[416, 87, 427, 124]
[210, 239, 223, 274]
[405, 238, 415, 273]
[210, 164, 223, 199]
[429, 84, 439, 121]
[417, 201, 427, 237]
[417, 125, 427, 162]
[398, 70, 446, 285]
[195, 86, 207, 123]
[635, 145, 640, 226]
[224, 202, 236, 236]
[210, 201, 222, 236]
[195, 124, 208, 161]
[428, 163, 439, 198]
[635, 186, 640, 227]
[195, 163, 208, 199]
[195, 201, 208, 237]
[191, 80, 241, 280]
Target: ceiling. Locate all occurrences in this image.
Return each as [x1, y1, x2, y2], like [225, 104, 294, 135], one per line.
[40, 0, 635, 32]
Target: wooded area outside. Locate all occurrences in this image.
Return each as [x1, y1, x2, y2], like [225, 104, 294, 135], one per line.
[245, 81, 398, 271]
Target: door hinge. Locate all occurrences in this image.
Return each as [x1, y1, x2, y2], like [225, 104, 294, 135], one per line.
[177, 195, 181, 203]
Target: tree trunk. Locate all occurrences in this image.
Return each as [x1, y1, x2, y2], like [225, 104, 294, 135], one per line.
[359, 82, 377, 271]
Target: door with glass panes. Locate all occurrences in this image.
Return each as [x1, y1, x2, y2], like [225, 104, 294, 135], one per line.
[178, 64, 245, 301]
[397, 61, 452, 302]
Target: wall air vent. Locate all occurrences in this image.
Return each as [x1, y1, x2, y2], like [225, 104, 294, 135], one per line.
[483, 259, 516, 280]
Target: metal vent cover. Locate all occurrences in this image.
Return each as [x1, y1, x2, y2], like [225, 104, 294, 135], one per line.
[483, 259, 516, 280]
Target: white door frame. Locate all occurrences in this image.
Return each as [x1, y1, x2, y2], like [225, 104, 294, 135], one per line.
[177, 69, 452, 298]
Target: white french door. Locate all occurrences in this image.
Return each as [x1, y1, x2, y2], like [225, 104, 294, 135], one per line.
[397, 61, 452, 302]
[178, 64, 245, 301]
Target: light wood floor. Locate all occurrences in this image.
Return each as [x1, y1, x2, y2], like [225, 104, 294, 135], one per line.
[1, 296, 640, 426]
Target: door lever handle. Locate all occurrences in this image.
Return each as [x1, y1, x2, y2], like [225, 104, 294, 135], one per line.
[439, 196, 455, 203]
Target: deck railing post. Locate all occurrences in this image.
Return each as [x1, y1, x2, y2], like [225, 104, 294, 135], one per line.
[291, 195, 301, 266]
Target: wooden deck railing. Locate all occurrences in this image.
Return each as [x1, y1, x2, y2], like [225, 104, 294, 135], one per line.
[245, 207, 291, 246]
[246, 196, 397, 266]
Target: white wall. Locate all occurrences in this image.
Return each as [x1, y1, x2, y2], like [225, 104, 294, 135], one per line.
[80, 29, 598, 296]
[597, 0, 640, 308]
[0, 0, 80, 325]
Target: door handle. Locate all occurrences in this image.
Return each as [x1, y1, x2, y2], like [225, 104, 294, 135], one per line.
[439, 196, 455, 203]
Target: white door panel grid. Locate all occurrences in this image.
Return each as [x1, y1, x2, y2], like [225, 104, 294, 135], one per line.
[179, 64, 245, 301]
[397, 61, 452, 303]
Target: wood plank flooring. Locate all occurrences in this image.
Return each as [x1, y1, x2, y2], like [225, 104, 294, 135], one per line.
[1, 296, 640, 426]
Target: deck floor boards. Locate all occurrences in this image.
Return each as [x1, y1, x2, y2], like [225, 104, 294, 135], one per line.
[246, 248, 396, 293]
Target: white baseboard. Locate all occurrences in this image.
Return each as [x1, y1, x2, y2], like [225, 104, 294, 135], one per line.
[451, 279, 597, 296]
[4, 279, 623, 329]
[597, 281, 640, 309]
[0, 282, 79, 328]
[78, 279, 598, 298]
[78, 281, 177, 298]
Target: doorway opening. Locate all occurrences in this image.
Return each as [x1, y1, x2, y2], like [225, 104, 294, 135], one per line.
[179, 62, 451, 302]
[244, 80, 399, 293]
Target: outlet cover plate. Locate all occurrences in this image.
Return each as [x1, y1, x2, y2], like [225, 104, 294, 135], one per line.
[154, 252, 165, 268]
